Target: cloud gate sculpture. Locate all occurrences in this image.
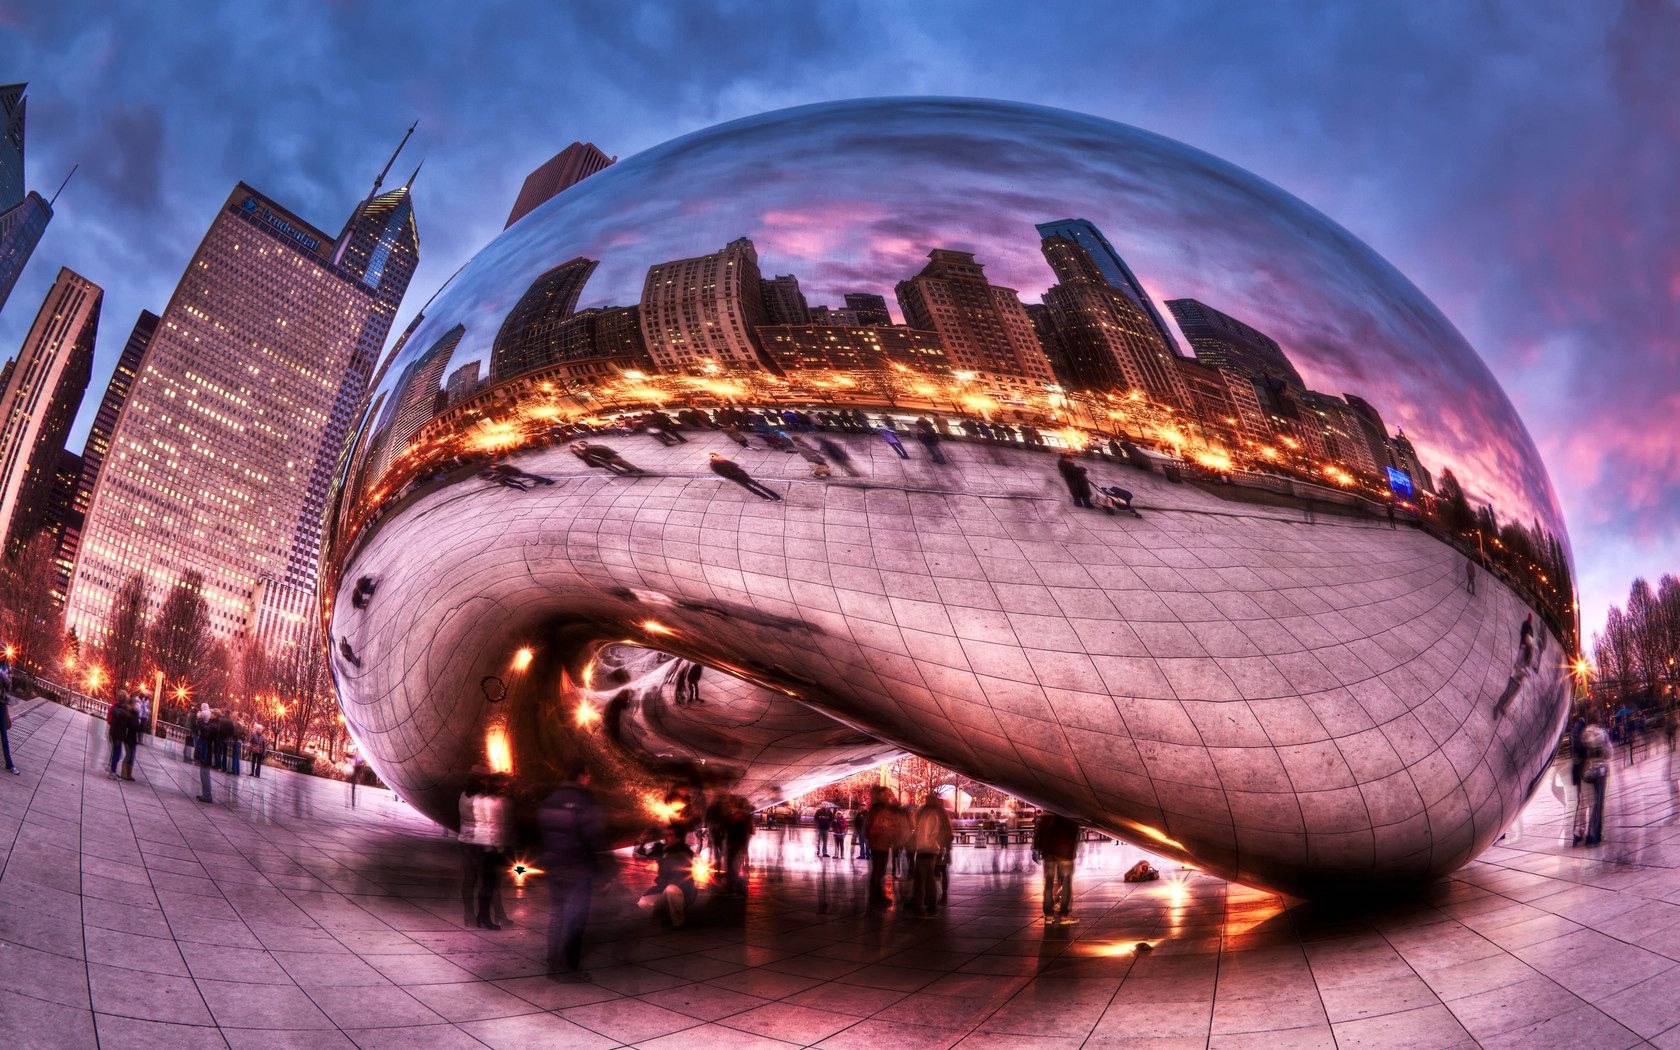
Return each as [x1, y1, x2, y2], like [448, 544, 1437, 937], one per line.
[321, 98, 1574, 896]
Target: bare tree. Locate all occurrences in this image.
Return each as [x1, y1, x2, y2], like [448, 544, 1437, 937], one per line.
[101, 573, 151, 695]
[149, 571, 215, 691]
[0, 530, 66, 672]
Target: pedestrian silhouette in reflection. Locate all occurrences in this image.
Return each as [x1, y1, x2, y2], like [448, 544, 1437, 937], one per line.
[681, 661, 705, 705]
[480, 463, 555, 490]
[816, 437, 860, 476]
[540, 765, 604, 980]
[1495, 614, 1538, 715]
[571, 441, 644, 476]
[914, 419, 946, 464]
[709, 453, 782, 500]
[1097, 484, 1140, 517]
[350, 575, 376, 610]
[338, 638, 362, 668]
[1057, 453, 1094, 508]
[878, 424, 909, 459]
[1466, 559, 1477, 595]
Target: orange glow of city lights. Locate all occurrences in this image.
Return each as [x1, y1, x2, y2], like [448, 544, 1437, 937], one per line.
[2, 644, 15, 661]
[574, 699, 601, 729]
[508, 859, 544, 887]
[485, 726, 514, 774]
[644, 792, 684, 824]
[1192, 450, 1234, 472]
[641, 620, 675, 637]
[85, 667, 106, 690]
[173, 685, 190, 701]
[1126, 821, 1186, 852]
[511, 647, 535, 672]
[690, 853, 714, 885]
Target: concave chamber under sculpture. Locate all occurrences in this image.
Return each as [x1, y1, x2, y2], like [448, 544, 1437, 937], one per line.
[320, 98, 1575, 896]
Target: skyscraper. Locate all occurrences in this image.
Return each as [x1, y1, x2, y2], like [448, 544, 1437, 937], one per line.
[489, 257, 598, 380]
[0, 84, 52, 319]
[1038, 234, 1190, 409]
[56, 310, 158, 597]
[67, 170, 419, 651]
[896, 249, 1054, 384]
[505, 142, 615, 228]
[445, 360, 481, 406]
[1034, 218, 1180, 355]
[366, 323, 462, 487]
[641, 237, 769, 372]
[1341, 393, 1396, 476]
[843, 292, 892, 326]
[1391, 429, 1435, 494]
[1165, 298, 1305, 390]
[0, 268, 100, 556]
[761, 275, 810, 325]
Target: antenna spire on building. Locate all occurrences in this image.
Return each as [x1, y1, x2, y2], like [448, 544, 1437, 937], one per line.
[50, 163, 77, 206]
[403, 159, 423, 190]
[371, 120, 418, 195]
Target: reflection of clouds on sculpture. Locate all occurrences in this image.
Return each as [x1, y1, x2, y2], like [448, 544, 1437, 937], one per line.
[326, 97, 1579, 896]
[364, 98, 1561, 543]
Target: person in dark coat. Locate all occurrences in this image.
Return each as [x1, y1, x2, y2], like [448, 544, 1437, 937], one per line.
[1033, 813, 1081, 923]
[0, 660, 18, 774]
[635, 826, 698, 928]
[816, 437, 860, 476]
[708, 453, 782, 501]
[540, 768, 605, 978]
[1057, 454, 1093, 508]
[814, 805, 834, 858]
[107, 697, 140, 781]
[722, 794, 754, 896]
[863, 787, 909, 908]
[194, 709, 217, 803]
[914, 419, 946, 464]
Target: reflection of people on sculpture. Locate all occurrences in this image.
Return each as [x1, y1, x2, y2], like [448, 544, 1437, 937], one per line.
[459, 771, 512, 930]
[539, 766, 605, 979]
[1057, 453, 1094, 508]
[914, 419, 947, 464]
[790, 436, 833, 477]
[1573, 718, 1611, 847]
[338, 637, 362, 668]
[816, 436, 860, 476]
[878, 424, 909, 459]
[1465, 558, 1477, 595]
[1494, 614, 1540, 715]
[681, 661, 704, 705]
[720, 424, 750, 448]
[1097, 485, 1139, 517]
[635, 826, 698, 928]
[350, 575, 376, 609]
[708, 453, 782, 501]
[570, 441, 644, 476]
[479, 463, 555, 490]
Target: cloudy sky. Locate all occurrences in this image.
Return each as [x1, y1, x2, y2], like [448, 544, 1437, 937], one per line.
[0, 0, 1673, 640]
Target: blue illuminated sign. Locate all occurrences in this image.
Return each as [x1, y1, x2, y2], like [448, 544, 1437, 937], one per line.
[1386, 466, 1413, 498]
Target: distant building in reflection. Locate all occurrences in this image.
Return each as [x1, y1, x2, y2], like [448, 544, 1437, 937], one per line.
[1037, 232, 1190, 409]
[1174, 357, 1270, 444]
[1391, 429, 1434, 494]
[895, 249, 1054, 384]
[641, 237, 770, 372]
[1341, 393, 1396, 476]
[368, 323, 464, 485]
[445, 360, 482, 406]
[0, 83, 52, 320]
[491, 257, 599, 381]
[1035, 218, 1180, 358]
[758, 323, 947, 374]
[505, 142, 615, 229]
[843, 292, 893, 326]
[1166, 298, 1305, 392]
[760, 274, 810, 325]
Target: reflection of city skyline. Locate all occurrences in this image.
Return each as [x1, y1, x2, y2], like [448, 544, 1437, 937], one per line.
[345, 207, 1574, 646]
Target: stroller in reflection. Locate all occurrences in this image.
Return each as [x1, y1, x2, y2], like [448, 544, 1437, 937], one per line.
[1096, 485, 1141, 517]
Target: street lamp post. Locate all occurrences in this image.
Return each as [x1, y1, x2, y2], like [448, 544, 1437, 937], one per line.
[150, 669, 164, 737]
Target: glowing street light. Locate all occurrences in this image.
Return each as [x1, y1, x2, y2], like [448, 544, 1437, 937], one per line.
[511, 647, 534, 673]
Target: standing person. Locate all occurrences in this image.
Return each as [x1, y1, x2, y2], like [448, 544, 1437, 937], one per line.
[909, 792, 954, 915]
[107, 697, 139, 781]
[1033, 812, 1081, 924]
[814, 804, 834, 858]
[864, 788, 907, 908]
[708, 453, 782, 501]
[212, 709, 229, 772]
[723, 794, 754, 896]
[1569, 712, 1588, 800]
[635, 826, 698, 928]
[852, 800, 870, 860]
[460, 772, 512, 929]
[914, 419, 946, 464]
[682, 661, 704, 705]
[1575, 718, 1612, 847]
[349, 750, 368, 807]
[831, 809, 848, 862]
[1465, 558, 1477, 595]
[247, 725, 267, 776]
[878, 424, 909, 459]
[540, 766, 605, 979]
[0, 659, 17, 774]
[1057, 454, 1094, 509]
[703, 793, 728, 865]
[132, 692, 149, 747]
[193, 708, 216, 803]
[226, 715, 243, 777]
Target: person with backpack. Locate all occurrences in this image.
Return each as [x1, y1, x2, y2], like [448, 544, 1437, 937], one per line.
[909, 792, 954, 915]
[1574, 717, 1613, 847]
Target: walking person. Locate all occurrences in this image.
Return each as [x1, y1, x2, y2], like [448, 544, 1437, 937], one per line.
[864, 787, 908, 908]
[909, 792, 954, 915]
[1057, 453, 1094, 509]
[348, 750, 367, 807]
[723, 794, 754, 896]
[107, 696, 139, 781]
[1033, 812, 1081, 924]
[816, 437, 860, 476]
[540, 766, 605, 979]
[1574, 718, 1612, 847]
[852, 800, 870, 860]
[226, 715, 243, 777]
[914, 419, 946, 464]
[194, 708, 216, 803]
[247, 725, 267, 776]
[133, 692, 149, 747]
[1465, 558, 1477, 595]
[682, 661, 704, 705]
[708, 453, 782, 501]
[0, 659, 19, 774]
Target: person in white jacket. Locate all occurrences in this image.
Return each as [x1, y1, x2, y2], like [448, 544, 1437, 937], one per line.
[459, 771, 512, 929]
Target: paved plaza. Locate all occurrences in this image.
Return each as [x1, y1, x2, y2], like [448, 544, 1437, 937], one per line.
[5, 700, 1680, 1048]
